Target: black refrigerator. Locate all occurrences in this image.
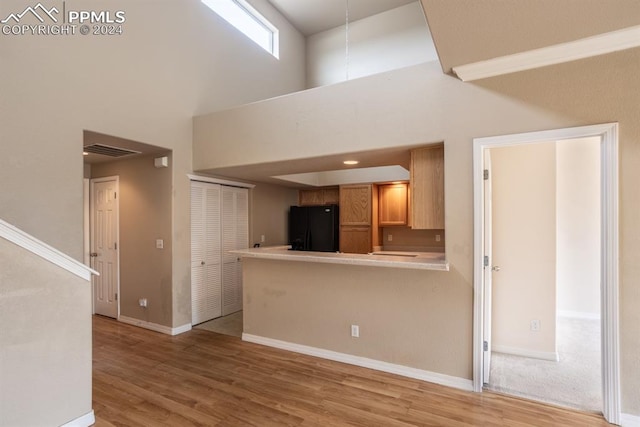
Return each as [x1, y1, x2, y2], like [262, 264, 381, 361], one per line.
[289, 205, 339, 252]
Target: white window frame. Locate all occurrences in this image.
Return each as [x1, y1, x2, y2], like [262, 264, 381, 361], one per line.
[202, 0, 279, 58]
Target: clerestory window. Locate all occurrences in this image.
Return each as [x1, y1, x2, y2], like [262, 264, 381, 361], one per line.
[202, 0, 279, 58]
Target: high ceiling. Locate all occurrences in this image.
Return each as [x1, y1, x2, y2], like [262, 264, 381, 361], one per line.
[87, 1, 640, 185]
[420, 0, 640, 74]
[267, 0, 417, 36]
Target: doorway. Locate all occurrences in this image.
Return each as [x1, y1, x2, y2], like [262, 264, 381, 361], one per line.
[90, 176, 120, 318]
[472, 123, 620, 424]
[484, 138, 601, 411]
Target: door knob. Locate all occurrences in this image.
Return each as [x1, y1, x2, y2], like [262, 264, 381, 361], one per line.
[492, 266, 501, 272]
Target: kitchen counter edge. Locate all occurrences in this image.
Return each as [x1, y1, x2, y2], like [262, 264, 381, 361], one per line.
[230, 246, 449, 271]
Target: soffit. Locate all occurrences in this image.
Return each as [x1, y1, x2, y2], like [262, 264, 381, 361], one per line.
[420, 0, 640, 73]
[83, 131, 169, 164]
[196, 144, 429, 188]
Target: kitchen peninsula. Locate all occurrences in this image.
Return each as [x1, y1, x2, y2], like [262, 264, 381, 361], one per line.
[230, 243, 466, 392]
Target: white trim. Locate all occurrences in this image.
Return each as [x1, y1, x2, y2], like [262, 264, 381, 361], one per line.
[621, 413, 640, 427]
[453, 25, 640, 82]
[492, 345, 559, 362]
[0, 219, 98, 281]
[243, 333, 474, 392]
[118, 315, 192, 336]
[187, 174, 255, 189]
[557, 310, 601, 320]
[601, 123, 621, 426]
[60, 410, 95, 427]
[472, 123, 620, 425]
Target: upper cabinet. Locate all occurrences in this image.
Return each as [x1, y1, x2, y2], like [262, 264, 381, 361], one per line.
[410, 144, 444, 230]
[299, 187, 340, 206]
[378, 183, 408, 226]
[339, 184, 372, 225]
[339, 184, 379, 254]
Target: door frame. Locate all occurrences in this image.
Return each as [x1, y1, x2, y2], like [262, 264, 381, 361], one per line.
[90, 176, 121, 319]
[472, 123, 620, 424]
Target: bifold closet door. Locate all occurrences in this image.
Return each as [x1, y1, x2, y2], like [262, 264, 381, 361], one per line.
[222, 186, 249, 316]
[191, 181, 222, 325]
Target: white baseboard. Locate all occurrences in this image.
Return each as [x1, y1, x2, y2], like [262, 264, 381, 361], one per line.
[492, 344, 559, 361]
[118, 316, 192, 336]
[558, 310, 601, 320]
[621, 413, 640, 427]
[60, 410, 95, 427]
[242, 333, 473, 392]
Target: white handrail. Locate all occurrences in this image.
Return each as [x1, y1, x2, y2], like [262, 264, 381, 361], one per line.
[0, 219, 98, 281]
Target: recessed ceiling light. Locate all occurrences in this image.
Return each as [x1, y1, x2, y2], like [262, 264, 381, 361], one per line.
[343, 160, 359, 165]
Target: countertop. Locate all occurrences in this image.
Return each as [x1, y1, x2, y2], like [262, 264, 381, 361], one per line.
[230, 246, 449, 271]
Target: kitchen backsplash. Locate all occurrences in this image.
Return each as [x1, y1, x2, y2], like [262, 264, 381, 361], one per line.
[382, 227, 445, 253]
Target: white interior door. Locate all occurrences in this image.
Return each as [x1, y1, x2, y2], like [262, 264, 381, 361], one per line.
[91, 177, 119, 318]
[222, 186, 248, 316]
[191, 181, 222, 325]
[482, 150, 493, 384]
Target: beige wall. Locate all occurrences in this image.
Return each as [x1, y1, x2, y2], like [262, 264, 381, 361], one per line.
[92, 153, 173, 325]
[556, 138, 601, 317]
[243, 258, 472, 379]
[0, 0, 305, 330]
[250, 183, 299, 247]
[0, 0, 305, 421]
[194, 49, 640, 415]
[306, 2, 436, 88]
[491, 143, 557, 355]
[0, 239, 92, 426]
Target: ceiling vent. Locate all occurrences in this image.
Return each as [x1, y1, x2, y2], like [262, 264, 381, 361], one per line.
[83, 144, 141, 157]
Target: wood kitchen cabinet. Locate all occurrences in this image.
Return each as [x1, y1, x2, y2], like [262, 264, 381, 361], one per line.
[410, 144, 444, 229]
[299, 187, 340, 206]
[339, 226, 372, 254]
[378, 183, 408, 226]
[339, 184, 379, 253]
[339, 184, 371, 225]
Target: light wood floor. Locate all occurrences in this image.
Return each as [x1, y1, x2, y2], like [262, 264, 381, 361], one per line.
[93, 315, 610, 426]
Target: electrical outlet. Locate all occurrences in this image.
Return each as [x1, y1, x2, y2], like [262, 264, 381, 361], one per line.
[388, 234, 393, 242]
[139, 298, 148, 308]
[530, 319, 540, 331]
[351, 324, 360, 338]
[156, 239, 164, 249]
[261, 235, 265, 243]
[435, 234, 441, 242]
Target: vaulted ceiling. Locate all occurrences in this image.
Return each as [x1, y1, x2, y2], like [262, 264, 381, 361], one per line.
[419, 0, 640, 74]
[267, 0, 416, 36]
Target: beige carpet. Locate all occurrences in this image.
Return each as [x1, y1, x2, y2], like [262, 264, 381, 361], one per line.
[194, 311, 243, 338]
[487, 316, 602, 412]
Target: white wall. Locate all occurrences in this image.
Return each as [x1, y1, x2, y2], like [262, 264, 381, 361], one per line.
[491, 143, 558, 357]
[306, 2, 437, 88]
[556, 138, 601, 318]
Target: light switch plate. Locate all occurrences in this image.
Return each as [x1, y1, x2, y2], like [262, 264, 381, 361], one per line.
[156, 239, 164, 249]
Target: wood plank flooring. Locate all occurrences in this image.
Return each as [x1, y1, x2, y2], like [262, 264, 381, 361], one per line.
[93, 316, 610, 426]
